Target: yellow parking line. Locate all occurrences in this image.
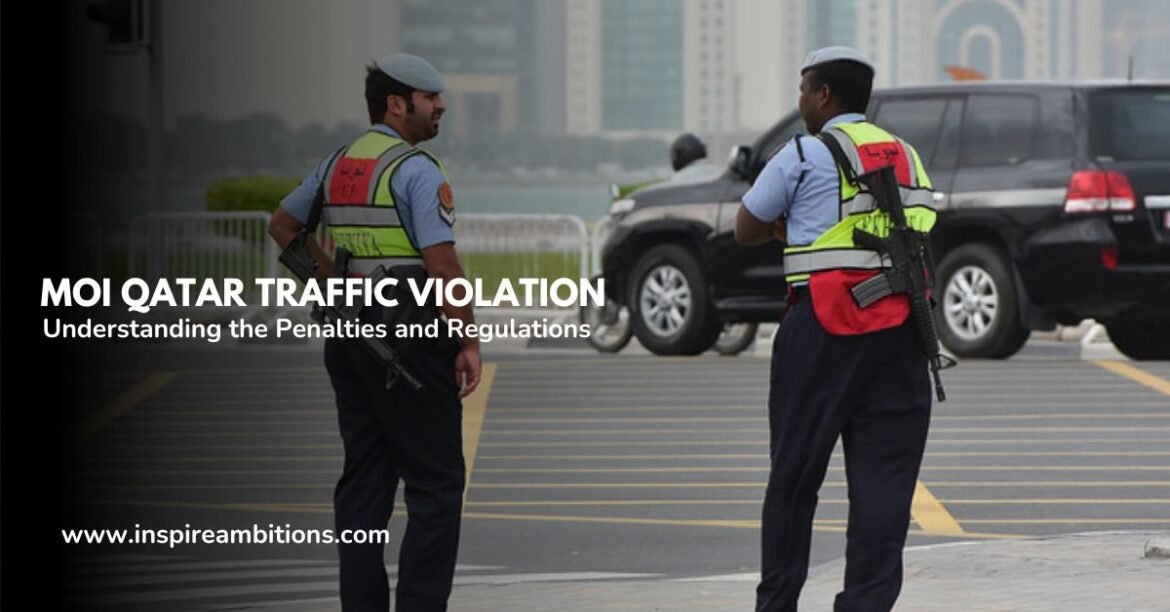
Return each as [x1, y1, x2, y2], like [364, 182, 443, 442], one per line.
[465, 500, 772, 507]
[474, 450, 1170, 460]
[909, 481, 1170, 488]
[459, 512, 781, 530]
[481, 413, 1170, 425]
[95, 425, 1170, 437]
[109, 444, 344, 450]
[919, 466, 1170, 471]
[487, 400, 1167, 413]
[470, 466, 1169, 474]
[478, 437, 1169, 449]
[79, 480, 1170, 491]
[483, 429, 764, 435]
[940, 498, 1170, 505]
[469, 480, 1170, 489]
[85, 456, 343, 463]
[97, 498, 1162, 508]
[489, 417, 766, 424]
[482, 426, 1170, 435]
[95, 428, 761, 437]
[459, 512, 1020, 540]
[481, 442, 773, 448]
[96, 432, 351, 437]
[478, 454, 764, 461]
[961, 518, 1170, 525]
[469, 498, 1170, 507]
[931, 413, 1170, 420]
[81, 499, 334, 514]
[911, 481, 965, 536]
[1094, 360, 1170, 395]
[462, 363, 497, 497]
[905, 426, 1170, 433]
[923, 451, 1170, 457]
[473, 467, 768, 474]
[473, 445, 1170, 459]
[82, 469, 341, 475]
[470, 483, 768, 489]
[81, 499, 1167, 533]
[77, 484, 336, 490]
[926, 438, 1170, 445]
[67, 372, 176, 447]
[114, 420, 332, 427]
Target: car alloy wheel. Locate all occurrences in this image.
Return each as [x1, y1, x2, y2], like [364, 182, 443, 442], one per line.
[638, 264, 692, 338]
[943, 264, 999, 342]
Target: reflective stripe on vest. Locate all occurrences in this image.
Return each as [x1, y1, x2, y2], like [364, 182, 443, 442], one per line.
[322, 206, 402, 227]
[322, 130, 437, 270]
[783, 121, 936, 284]
[783, 249, 890, 277]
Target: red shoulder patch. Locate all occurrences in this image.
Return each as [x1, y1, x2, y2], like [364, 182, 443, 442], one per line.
[438, 182, 455, 210]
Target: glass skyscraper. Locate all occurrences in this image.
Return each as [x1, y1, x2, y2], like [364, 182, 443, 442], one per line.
[601, 0, 684, 131]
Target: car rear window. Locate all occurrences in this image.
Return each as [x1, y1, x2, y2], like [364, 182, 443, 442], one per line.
[1089, 89, 1170, 161]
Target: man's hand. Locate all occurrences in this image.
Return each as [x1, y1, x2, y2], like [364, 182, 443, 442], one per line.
[736, 206, 783, 246]
[421, 241, 483, 399]
[269, 207, 335, 277]
[454, 344, 482, 398]
[771, 217, 788, 244]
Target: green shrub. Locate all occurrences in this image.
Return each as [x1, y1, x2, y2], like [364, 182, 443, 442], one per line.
[206, 176, 301, 213]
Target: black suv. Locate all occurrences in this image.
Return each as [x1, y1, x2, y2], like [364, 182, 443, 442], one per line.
[600, 81, 1170, 359]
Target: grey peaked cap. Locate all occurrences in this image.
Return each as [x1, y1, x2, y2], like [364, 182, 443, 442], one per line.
[376, 53, 445, 93]
[801, 46, 875, 75]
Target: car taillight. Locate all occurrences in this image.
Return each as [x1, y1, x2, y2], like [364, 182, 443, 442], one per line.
[1064, 170, 1136, 213]
[1100, 246, 1119, 271]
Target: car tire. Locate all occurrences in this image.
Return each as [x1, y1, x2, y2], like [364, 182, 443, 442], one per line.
[935, 244, 1030, 358]
[714, 322, 759, 356]
[628, 244, 722, 355]
[1105, 315, 1170, 360]
[579, 276, 634, 353]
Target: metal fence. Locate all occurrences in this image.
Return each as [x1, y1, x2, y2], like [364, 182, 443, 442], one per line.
[126, 212, 277, 320]
[117, 211, 596, 320]
[455, 213, 590, 282]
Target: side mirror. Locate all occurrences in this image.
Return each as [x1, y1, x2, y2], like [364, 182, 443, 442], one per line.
[729, 145, 753, 180]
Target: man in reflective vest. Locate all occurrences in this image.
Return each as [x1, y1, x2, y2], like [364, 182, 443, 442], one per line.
[736, 47, 935, 612]
[269, 53, 481, 612]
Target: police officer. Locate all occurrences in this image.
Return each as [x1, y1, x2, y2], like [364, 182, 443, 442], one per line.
[269, 53, 481, 612]
[735, 47, 936, 612]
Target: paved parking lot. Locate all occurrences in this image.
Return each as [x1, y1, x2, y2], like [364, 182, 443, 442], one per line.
[60, 340, 1170, 610]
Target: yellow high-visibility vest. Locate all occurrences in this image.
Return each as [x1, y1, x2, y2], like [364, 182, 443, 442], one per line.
[322, 130, 449, 275]
[783, 121, 936, 284]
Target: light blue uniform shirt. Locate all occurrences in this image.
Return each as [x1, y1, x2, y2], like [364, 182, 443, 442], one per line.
[741, 112, 866, 246]
[279, 124, 455, 249]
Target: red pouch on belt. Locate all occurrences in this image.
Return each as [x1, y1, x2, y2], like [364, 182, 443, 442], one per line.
[808, 269, 909, 335]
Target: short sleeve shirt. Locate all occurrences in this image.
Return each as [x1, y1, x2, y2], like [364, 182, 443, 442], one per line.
[741, 112, 867, 246]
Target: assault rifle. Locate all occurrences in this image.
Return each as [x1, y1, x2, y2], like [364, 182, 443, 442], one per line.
[278, 230, 422, 391]
[850, 165, 953, 401]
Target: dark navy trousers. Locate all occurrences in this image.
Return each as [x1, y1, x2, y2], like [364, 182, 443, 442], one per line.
[756, 299, 931, 612]
[325, 306, 464, 612]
